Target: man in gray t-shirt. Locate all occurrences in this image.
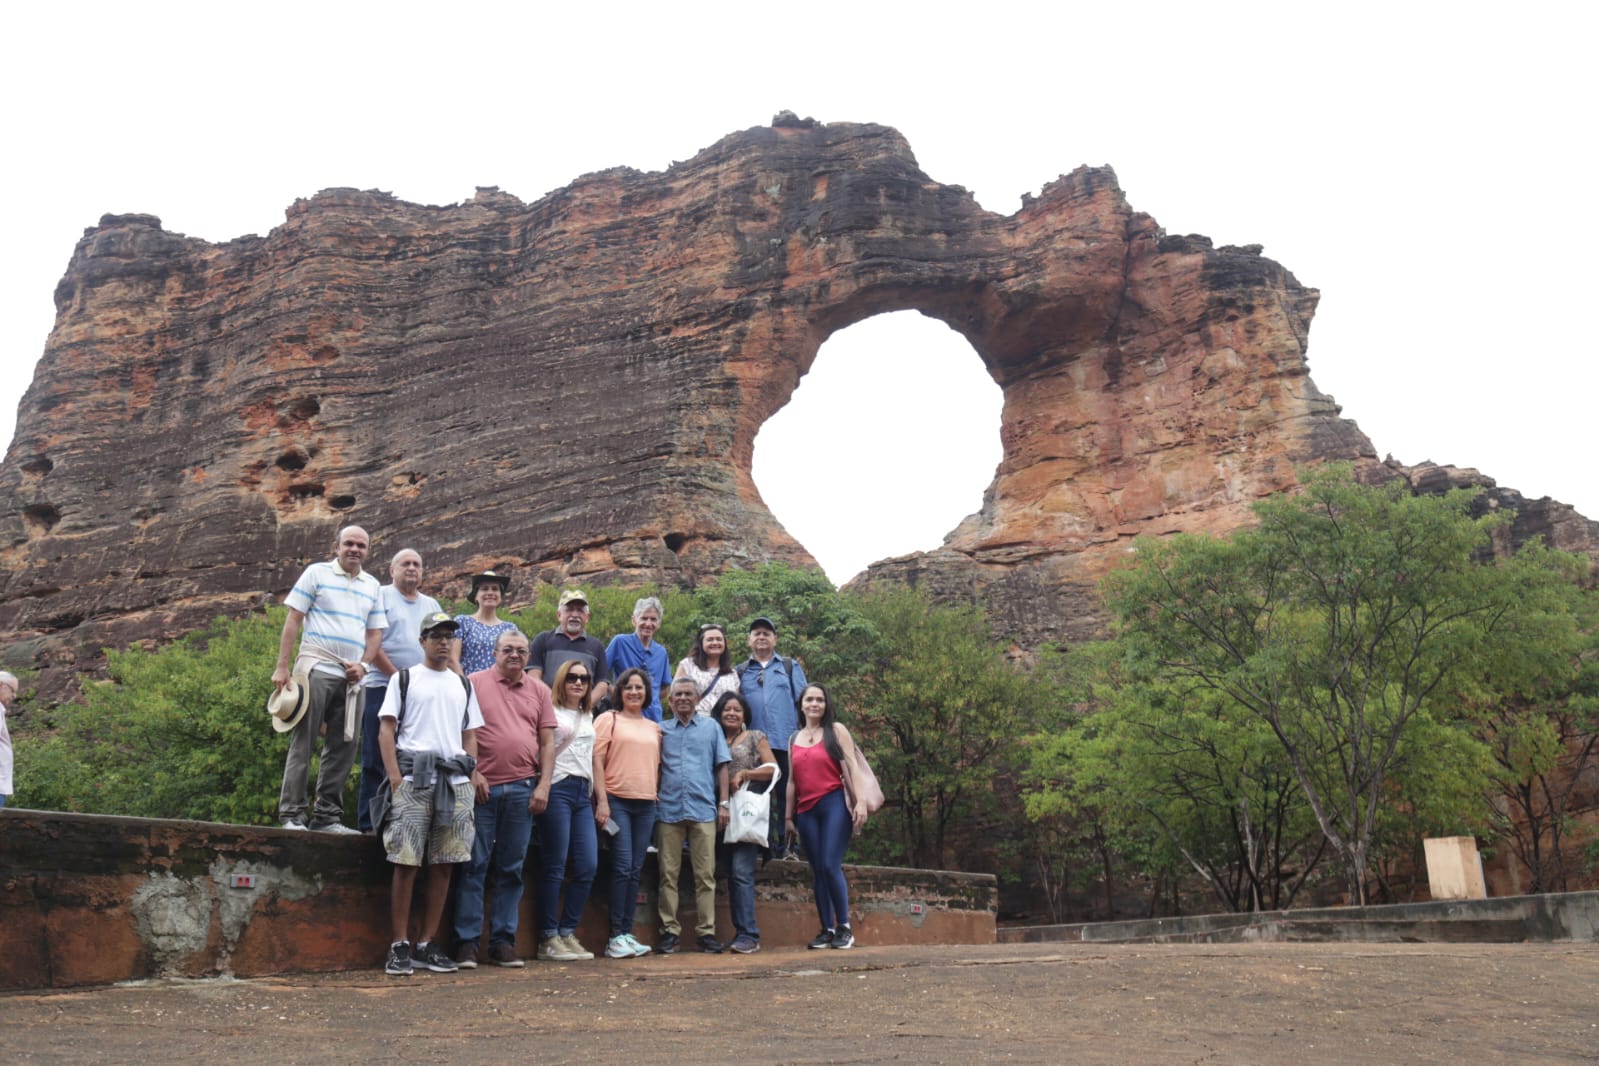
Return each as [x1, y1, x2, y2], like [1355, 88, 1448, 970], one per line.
[358, 549, 442, 832]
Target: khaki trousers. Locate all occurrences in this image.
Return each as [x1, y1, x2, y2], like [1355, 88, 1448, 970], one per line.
[656, 819, 718, 937]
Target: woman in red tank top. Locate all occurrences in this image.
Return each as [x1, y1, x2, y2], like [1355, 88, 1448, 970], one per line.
[783, 683, 868, 950]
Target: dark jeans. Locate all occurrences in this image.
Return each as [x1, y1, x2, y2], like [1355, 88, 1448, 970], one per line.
[607, 796, 657, 936]
[536, 776, 598, 938]
[727, 841, 761, 941]
[769, 747, 792, 851]
[357, 684, 387, 832]
[452, 778, 535, 947]
[794, 787, 852, 931]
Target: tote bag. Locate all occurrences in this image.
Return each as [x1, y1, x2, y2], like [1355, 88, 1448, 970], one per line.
[725, 761, 780, 846]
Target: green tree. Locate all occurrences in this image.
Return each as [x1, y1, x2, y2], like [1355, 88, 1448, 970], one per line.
[850, 586, 1059, 869]
[19, 610, 298, 824]
[1099, 465, 1582, 903]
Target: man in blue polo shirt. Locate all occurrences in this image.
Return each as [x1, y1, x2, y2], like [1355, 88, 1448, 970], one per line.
[271, 525, 385, 832]
[738, 616, 806, 856]
[654, 678, 731, 955]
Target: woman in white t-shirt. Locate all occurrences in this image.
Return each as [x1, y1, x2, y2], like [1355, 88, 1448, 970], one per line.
[533, 659, 601, 961]
[674, 623, 740, 716]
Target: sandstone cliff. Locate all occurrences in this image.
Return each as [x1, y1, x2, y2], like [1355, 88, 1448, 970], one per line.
[3, 116, 1590, 696]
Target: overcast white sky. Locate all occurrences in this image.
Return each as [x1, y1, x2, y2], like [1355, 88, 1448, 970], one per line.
[3, 2, 1593, 584]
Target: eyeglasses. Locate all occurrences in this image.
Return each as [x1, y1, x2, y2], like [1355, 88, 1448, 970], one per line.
[567, 674, 590, 684]
[422, 630, 454, 642]
[697, 623, 724, 633]
[499, 648, 528, 657]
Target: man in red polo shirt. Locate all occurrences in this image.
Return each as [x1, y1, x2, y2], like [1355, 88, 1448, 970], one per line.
[451, 628, 556, 968]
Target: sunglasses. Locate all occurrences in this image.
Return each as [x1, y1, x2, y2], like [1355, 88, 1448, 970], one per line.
[567, 674, 591, 683]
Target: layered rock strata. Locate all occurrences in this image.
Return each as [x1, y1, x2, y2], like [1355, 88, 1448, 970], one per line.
[2, 116, 1588, 697]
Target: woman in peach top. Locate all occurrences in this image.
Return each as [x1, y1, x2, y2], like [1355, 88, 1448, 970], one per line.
[592, 667, 662, 959]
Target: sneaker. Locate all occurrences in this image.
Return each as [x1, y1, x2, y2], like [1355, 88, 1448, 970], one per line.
[560, 934, 594, 960]
[623, 934, 652, 957]
[729, 935, 760, 954]
[807, 928, 836, 950]
[280, 819, 307, 831]
[605, 935, 636, 959]
[696, 934, 725, 954]
[455, 941, 479, 969]
[654, 932, 680, 955]
[487, 942, 525, 967]
[829, 926, 856, 950]
[309, 820, 360, 835]
[385, 941, 413, 976]
[415, 940, 458, 973]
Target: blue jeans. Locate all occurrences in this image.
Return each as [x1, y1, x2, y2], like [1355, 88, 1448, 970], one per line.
[728, 842, 761, 941]
[536, 776, 598, 938]
[452, 777, 535, 946]
[357, 685, 387, 833]
[607, 795, 657, 936]
[794, 787, 852, 931]
[0, 794, 7, 809]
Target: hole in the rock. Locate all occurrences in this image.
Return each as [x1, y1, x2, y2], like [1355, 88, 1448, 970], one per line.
[664, 532, 687, 555]
[329, 494, 356, 510]
[752, 311, 1004, 584]
[21, 455, 53, 476]
[275, 448, 309, 472]
[285, 397, 321, 421]
[23, 502, 62, 536]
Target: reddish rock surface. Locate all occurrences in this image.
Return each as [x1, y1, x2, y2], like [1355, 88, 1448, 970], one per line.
[2, 115, 1591, 695]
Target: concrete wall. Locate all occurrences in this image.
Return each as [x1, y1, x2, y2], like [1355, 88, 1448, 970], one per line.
[0, 809, 995, 991]
[998, 893, 1599, 946]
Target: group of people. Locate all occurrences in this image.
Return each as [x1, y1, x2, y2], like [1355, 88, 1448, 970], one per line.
[266, 525, 872, 977]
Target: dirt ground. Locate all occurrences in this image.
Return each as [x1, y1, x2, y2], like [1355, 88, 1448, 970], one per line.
[2, 941, 1595, 1064]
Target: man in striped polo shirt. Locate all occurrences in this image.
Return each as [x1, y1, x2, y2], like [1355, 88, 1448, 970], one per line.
[272, 525, 386, 831]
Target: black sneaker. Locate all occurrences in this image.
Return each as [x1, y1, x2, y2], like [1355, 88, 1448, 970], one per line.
[807, 928, 836, 950]
[385, 941, 413, 977]
[696, 934, 725, 954]
[829, 926, 856, 950]
[415, 940, 459, 973]
[455, 941, 479, 970]
[654, 932, 680, 955]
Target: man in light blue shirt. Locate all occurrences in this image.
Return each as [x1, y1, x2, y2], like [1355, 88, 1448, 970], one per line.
[357, 549, 442, 832]
[738, 616, 806, 855]
[654, 679, 730, 955]
[271, 525, 385, 832]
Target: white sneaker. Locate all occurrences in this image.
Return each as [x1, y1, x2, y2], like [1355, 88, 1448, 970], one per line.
[281, 819, 307, 831]
[623, 934, 652, 958]
[312, 821, 360, 835]
[561, 934, 594, 960]
[540, 937, 582, 962]
[605, 936, 635, 959]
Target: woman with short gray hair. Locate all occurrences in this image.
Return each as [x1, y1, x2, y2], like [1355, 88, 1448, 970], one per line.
[604, 597, 672, 723]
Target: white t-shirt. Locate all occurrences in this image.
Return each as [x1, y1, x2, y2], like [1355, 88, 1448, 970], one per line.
[378, 665, 484, 783]
[551, 705, 596, 784]
[0, 699, 12, 796]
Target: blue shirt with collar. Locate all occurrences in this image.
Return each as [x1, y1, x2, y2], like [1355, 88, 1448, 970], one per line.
[656, 714, 731, 823]
[738, 654, 808, 751]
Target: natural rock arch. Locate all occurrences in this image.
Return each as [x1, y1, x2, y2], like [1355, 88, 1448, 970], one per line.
[0, 115, 1456, 694]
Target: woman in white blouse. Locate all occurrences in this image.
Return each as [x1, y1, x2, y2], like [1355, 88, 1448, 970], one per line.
[533, 659, 602, 961]
[674, 623, 741, 717]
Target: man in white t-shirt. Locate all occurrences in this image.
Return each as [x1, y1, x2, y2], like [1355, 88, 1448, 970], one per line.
[377, 612, 483, 977]
[358, 549, 442, 832]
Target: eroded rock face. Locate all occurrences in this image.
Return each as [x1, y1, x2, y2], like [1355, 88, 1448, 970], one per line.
[1, 117, 1584, 696]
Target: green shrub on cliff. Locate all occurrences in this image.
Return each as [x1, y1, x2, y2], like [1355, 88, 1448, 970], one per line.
[20, 609, 297, 825]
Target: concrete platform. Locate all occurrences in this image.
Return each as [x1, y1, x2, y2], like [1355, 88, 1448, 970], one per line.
[3, 941, 1596, 1064]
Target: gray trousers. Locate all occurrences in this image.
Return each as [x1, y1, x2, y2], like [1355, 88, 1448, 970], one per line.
[277, 670, 357, 824]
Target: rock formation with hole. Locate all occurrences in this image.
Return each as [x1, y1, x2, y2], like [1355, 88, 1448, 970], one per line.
[2, 117, 1593, 696]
